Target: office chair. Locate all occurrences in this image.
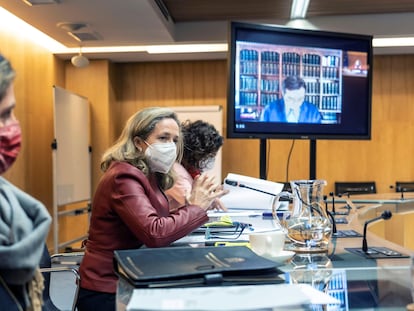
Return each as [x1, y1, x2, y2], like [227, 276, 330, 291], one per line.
[334, 181, 377, 196]
[39, 245, 83, 311]
[395, 181, 414, 192]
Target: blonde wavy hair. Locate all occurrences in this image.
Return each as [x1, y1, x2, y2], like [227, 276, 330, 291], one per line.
[100, 107, 183, 190]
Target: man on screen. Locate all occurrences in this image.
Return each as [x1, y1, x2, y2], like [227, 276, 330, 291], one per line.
[261, 75, 322, 123]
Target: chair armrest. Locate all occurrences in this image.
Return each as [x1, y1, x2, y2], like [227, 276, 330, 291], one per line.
[39, 266, 80, 280]
[51, 252, 84, 265]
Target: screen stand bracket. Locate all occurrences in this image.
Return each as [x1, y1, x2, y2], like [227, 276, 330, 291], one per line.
[260, 138, 267, 180]
[310, 139, 316, 180]
[259, 138, 316, 181]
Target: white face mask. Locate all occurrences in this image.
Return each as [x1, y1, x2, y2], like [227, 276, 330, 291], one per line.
[144, 141, 177, 173]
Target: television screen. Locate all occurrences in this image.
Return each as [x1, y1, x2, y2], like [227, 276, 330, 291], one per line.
[227, 22, 373, 140]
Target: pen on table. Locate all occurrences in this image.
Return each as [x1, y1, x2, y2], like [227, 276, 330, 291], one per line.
[261, 211, 289, 218]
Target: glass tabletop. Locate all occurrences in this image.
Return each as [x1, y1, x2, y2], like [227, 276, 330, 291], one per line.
[280, 253, 413, 310]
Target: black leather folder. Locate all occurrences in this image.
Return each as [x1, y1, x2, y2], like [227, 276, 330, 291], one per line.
[113, 246, 284, 288]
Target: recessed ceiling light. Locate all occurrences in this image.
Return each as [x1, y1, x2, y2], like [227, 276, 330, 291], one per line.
[373, 37, 414, 47]
[21, 0, 60, 6]
[290, 0, 310, 19]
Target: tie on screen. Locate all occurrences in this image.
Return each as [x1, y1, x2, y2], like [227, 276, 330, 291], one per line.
[287, 109, 296, 122]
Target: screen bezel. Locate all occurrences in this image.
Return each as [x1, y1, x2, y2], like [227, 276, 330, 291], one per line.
[226, 21, 373, 140]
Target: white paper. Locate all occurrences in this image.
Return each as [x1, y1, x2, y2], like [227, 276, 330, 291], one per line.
[221, 173, 285, 210]
[207, 210, 263, 217]
[126, 283, 340, 310]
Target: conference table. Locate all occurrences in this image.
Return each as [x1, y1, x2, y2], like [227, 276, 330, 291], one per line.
[116, 193, 414, 310]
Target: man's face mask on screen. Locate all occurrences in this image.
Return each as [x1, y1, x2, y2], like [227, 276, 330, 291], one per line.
[284, 88, 305, 110]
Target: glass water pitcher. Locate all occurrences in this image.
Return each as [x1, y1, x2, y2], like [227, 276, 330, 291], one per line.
[272, 179, 332, 253]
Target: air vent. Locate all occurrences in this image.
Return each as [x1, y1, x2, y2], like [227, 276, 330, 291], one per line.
[68, 32, 101, 42]
[21, 0, 59, 6]
[153, 0, 171, 22]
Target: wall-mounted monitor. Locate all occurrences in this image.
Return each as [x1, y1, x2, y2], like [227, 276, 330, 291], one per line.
[227, 21, 373, 140]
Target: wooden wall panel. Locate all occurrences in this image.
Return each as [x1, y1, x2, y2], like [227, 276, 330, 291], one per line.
[0, 28, 60, 247]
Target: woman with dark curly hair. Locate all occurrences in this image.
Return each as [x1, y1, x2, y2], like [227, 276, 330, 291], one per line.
[166, 120, 226, 211]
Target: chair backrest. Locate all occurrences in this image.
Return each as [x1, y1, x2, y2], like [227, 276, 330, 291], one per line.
[334, 181, 377, 196]
[395, 181, 414, 192]
[39, 246, 81, 311]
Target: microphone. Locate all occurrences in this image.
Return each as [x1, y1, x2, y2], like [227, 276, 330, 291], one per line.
[338, 192, 350, 198]
[224, 179, 292, 207]
[337, 192, 352, 209]
[390, 185, 405, 200]
[362, 210, 392, 252]
[224, 179, 276, 197]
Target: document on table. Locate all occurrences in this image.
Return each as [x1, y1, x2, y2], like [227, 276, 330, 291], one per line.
[221, 173, 285, 210]
[126, 283, 340, 310]
[173, 212, 283, 245]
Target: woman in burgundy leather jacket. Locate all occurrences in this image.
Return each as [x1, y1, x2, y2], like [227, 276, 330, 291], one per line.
[76, 107, 227, 311]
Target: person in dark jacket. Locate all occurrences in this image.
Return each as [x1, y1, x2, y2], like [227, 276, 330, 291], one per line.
[76, 107, 227, 311]
[261, 75, 322, 123]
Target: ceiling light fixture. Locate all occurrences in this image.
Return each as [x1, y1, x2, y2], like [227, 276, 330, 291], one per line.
[290, 0, 310, 19]
[59, 43, 228, 54]
[71, 47, 89, 68]
[146, 43, 228, 54]
[373, 37, 414, 47]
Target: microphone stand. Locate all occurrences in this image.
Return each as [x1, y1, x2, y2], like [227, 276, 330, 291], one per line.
[338, 192, 351, 209]
[224, 179, 291, 199]
[327, 210, 337, 234]
[362, 210, 392, 253]
[329, 192, 336, 214]
[237, 183, 278, 197]
[390, 185, 405, 200]
[323, 195, 336, 234]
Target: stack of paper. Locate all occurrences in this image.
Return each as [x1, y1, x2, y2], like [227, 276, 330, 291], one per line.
[125, 283, 340, 310]
[221, 173, 284, 210]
